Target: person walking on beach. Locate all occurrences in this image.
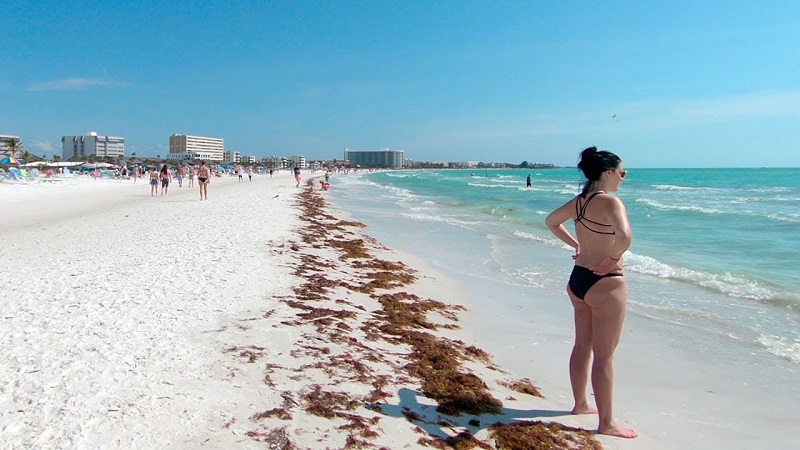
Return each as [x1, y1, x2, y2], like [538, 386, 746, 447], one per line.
[545, 146, 637, 439]
[149, 166, 159, 196]
[159, 164, 172, 196]
[248, 166, 253, 181]
[294, 166, 301, 187]
[188, 165, 195, 187]
[196, 160, 211, 200]
[526, 173, 532, 188]
[175, 165, 185, 187]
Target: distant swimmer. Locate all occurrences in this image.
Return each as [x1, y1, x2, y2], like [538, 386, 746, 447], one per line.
[526, 173, 532, 188]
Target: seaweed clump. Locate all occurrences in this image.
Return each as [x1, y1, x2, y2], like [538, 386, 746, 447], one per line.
[489, 421, 602, 450]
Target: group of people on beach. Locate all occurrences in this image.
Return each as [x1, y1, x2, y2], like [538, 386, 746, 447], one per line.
[144, 161, 211, 200]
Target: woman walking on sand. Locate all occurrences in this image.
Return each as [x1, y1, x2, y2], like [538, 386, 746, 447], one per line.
[196, 160, 211, 200]
[188, 165, 195, 187]
[159, 164, 171, 196]
[545, 146, 637, 439]
[149, 166, 159, 196]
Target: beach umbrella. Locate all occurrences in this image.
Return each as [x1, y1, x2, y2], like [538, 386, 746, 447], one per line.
[1, 156, 21, 165]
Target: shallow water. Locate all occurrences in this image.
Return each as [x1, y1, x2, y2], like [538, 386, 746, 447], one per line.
[331, 168, 800, 365]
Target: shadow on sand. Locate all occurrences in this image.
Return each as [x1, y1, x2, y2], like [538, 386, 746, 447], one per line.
[375, 388, 573, 439]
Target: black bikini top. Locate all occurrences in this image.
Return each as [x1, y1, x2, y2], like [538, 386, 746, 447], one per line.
[574, 191, 615, 235]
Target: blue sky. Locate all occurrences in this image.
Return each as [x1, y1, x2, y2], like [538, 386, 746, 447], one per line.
[3, 1, 799, 168]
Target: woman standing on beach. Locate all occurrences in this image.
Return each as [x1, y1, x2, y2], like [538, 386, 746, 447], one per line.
[188, 165, 195, 187]
[196, 160, 211, 200]
[545, 146, 637, 439]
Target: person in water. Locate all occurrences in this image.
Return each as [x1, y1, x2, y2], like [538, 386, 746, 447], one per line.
[545, 146, 637, 439]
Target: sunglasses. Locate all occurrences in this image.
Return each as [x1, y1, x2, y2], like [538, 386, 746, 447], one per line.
[619, 170, 628, 179]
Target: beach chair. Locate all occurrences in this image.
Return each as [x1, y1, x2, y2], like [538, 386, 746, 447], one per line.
[6, 167, 21, 181]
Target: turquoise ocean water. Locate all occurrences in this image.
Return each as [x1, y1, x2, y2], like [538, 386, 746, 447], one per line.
[330, 168, 800, 366]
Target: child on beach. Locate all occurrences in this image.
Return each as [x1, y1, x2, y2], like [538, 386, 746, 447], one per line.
[545, 146, 637, 439]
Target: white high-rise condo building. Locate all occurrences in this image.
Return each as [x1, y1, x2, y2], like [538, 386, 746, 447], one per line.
[169, 134, 224, 161]
[62, 132, 125, 159]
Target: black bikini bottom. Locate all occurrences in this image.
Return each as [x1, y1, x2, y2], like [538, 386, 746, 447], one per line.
[568, 265, 623, 300]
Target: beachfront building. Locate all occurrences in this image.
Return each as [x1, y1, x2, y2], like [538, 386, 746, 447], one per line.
[0, 135, 21, 157]
[169, 134, 224, 162]
[288, 155, 307, 169]
[61, 132, 125, 159]
[242, 155, 256, 164]
[262, 156, 287, 169]
[223, 151, 240, 164]
[344, 148, 404, 169]
[165, 152, 212, 161]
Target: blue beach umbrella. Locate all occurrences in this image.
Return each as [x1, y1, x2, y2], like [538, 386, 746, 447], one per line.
[1, 156, 21, 165]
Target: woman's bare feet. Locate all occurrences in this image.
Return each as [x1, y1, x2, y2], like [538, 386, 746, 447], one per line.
[598, 423, 638, 439]
[571, 404, 598, 415]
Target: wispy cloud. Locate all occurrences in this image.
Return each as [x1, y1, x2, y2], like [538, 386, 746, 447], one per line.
[26, 78, 129, 92]
[29, 140, 56, 153]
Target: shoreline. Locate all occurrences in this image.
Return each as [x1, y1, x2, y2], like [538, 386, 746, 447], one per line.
[1, 174, 611, 448]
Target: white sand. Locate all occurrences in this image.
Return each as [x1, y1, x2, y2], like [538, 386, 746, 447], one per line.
[2, 174, 306, 448]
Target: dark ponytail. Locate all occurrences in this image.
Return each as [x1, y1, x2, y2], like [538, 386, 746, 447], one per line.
[577, 146, 621, 197]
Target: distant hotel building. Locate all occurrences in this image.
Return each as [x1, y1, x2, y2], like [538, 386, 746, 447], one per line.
[288, 155, 307, 169]
[62, 132, 125, 159]
[1, 134, 21, 157]
[168, 134, 224, 161]
[262, 156, 288, 169]
[223, 151, 241, 164]
[343, 148, 404, 169]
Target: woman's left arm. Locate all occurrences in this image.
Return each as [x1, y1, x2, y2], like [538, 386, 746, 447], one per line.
[546, 199, 580, 257]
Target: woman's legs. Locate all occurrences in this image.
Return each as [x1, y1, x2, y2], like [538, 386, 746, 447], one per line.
[584, 277, 637, 438]
[568, 287, 597, 415]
